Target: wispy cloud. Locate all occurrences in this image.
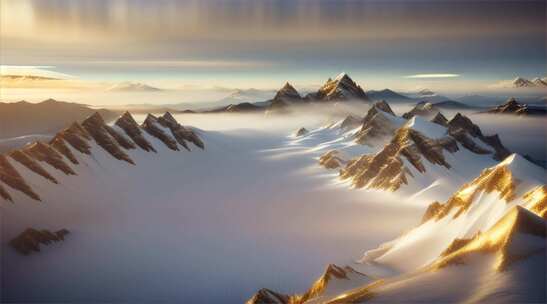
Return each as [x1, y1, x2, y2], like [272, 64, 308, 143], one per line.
[79, 60, 274, 69]
[0, 65, 75, 79]
[404, 73, 460, 79]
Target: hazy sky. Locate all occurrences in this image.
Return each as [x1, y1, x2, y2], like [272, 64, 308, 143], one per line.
[1, 0, 546, 94]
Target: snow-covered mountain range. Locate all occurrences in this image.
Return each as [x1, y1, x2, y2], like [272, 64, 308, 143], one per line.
[248, 100, 546, 303]
[0, 111, 203, 202]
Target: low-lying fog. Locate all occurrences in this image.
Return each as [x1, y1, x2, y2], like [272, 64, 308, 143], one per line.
[138, 102, 546, 162]
[3, 102, 545, 303]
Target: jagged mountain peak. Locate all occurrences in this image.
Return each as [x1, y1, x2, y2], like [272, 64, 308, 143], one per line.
[512, 77, 535, 87]
[372, 100, 395, 115]
[431, 112, 449, 126]
[312, 73, 369, 102]
[334, 72, 350, 82]
[162, 111, 178, 125]
[273, 81, 301, 101]
[84, 111, 107, 125]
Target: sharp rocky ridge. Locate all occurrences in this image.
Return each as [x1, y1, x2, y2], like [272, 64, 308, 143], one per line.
[0, 111, 204, 202]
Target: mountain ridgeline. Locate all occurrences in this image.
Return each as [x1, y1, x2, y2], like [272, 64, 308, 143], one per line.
[0, 112, 204, 202]
[207, 73, 371, 114]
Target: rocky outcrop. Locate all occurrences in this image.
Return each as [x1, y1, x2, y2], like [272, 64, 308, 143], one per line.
[248, 264, 370, 304]
[115, 112, 156, 152]
[246, 289, 290, 304]
[485, 98, 547, 116]
[296, 127, 309, 137]
[273, 82, 302, 103]
[225, 102, 263, 113]
[55, 123, 92, 155]
[402, 102, 438, 119]
[319, 150, 344, 169]
[448, 129, 492, 155]
[307, 73, 369, 102]
[0, 155, 40, 201]
[1, 111, 205, 203]
[10, 228, 69, 255]
[9, 150, 58, 183]
[158, 112, 204, 150]
[104, 125, 136, 150]
[431, 112, 448, 127]
[82, 112, 134, 164]
[354, 101, 400, 145]
[0, 183, 11, 201]
[448, 113, 510, 160]
[342, 126, 456, 191]
[49, 134, 79, 164]
[142, 114, 179, 151]
[160, 113, 200, 149]
[23, 142, 76, 175]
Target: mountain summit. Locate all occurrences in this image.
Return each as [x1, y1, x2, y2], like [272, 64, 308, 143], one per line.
[273, 82, 302, 102]
[307, 73, 369, 102]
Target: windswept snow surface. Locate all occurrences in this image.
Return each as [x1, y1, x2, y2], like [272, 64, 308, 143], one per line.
[1, 112, 423, 303]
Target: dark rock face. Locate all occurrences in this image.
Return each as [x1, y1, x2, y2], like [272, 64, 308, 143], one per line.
[156, 112, 204, 150]
[23, 142, 76, 175]
[157, 112, 203, 150]
[10, 228, 69, 255]
[372, 100, 395, 116]
[448, 113, 510, 160]
[448, 113, 482, 137]
[82, 112, 135, 164]
[225, 102, 262, 113]
[9, 150, 58, 183]
[431, 112, 449, 127]
[448, 129, 491, 155]
[273, 82, 302, 103]
[296, 127, 309, 136]
[354, 101, 399, 145]
[308, 73, 369, 102]
[142, 114, 179, 151]
[104, 125, 136, 150]
[246, 288, 290, 304]
[0, 154, 41, 201]
[49, 135, 79, 164]
[0, 183, 12, 201]
[115, 112, 156, 152]
[56, 123, 92, 155]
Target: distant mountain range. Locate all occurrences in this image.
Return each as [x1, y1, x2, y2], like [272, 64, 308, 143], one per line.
[0, 99, 118, 139]
[106, 82, 161, 92]
[483, 98, 547, 116]
[491, 76, 547, 89]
